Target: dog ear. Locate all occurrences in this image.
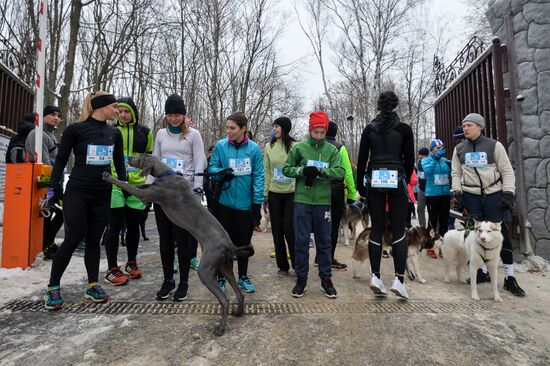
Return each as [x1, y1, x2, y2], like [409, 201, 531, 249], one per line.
[474, 219, 481, 229]
[490, 221, 502, 231]
[139, 157, 153, 177]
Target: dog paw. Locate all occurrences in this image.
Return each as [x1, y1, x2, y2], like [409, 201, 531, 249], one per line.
[232, 308, 244, 317]
[213, 326, 225, 336]
[418, 278, 427, 284]
[444, 278, 450, 284]
[494, 295, 503, 302]
[471, 295, 480, 301]
[352, 274, 361, 279]
[102, 171, 112, 181]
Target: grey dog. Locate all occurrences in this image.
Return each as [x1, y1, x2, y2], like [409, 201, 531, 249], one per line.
[102, 154, 248, 336]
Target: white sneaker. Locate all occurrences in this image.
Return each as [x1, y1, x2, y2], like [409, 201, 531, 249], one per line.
[369, 274, 387, 296]
[390, 277, 409, 300]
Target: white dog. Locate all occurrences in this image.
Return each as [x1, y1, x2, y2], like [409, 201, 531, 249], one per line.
[443, 220, 503, 302]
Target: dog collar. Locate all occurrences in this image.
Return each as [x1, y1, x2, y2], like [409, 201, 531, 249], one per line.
[157, 171, 182, 178]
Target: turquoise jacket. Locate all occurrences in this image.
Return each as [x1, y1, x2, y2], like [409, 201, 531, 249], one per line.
[421, 155, 451, 197]
[209, 136, 264, 211]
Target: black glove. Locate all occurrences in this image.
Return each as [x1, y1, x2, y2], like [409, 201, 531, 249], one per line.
[221, 168, 235, 182]
[251, 203, 262, 227]
[500, 192, 515, 211]
[303, 166, 320, 177]
[122, 189, 132, 199]
[193, 187, 204, 197]
[346, 198, 355, 204]
[453, 191, 465, 212]
[43, 187, 61, 209]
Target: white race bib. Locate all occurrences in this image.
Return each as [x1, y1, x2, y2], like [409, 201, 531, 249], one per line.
[306, 159, 329, 169]
[465, 152, 488, 168]
[229, 158, 252, 176]
[272, 167, 291, 183]
[417, 171, 425, 180]
[86, 144, 113, 166]
[371, 170, 398, 189]
[162, 157, 185, 173]
[434, 174, 449, 186]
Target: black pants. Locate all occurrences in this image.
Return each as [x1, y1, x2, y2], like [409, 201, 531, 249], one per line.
[49, 188, 110, 286]
[215, 203, 252, 278]
[329, 189, 345, 260]
[43, 205, 64, 250]
[105, 206, 143, 269]
[154, 203, 196, 284]
[425, 195, 451, 238]
[367, 181, 408, 276]
[268, 191, 295, 271]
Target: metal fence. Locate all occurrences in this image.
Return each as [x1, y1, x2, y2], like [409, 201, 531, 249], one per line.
[0, 62, 34, 137]
[433, 37, 507, 153]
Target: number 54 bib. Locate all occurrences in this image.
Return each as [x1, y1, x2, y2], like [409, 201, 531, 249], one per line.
[86, 144, 113, 166]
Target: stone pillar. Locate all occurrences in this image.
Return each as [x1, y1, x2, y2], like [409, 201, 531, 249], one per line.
[487, 0, 550, 258]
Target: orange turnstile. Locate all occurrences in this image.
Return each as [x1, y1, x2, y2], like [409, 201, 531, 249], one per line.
[1, 163, 49, 268]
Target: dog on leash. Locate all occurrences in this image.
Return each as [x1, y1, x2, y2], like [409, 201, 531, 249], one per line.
[258, 200, 271, 233]
[351, 224, 442, 283]
[340, 201, 369, 246]
[103, 154, 249, 336]
[443, 220, 503, 302]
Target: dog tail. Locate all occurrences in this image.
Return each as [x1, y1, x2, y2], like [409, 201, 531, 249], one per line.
[233, 244, 255, 258]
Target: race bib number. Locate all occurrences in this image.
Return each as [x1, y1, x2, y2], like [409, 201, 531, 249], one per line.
[229, 158, 251, 176]
[272, 167, 291, 183]
[434, 174, 449, 186]
[86, 144, 113, 166]
[371, 170, 398, 189]
[417, 171, 425, 180]
[306, 160, 329, 169]
[125, 156, 138, 172]
[465, 152, 488, 168]
[162, 157, 185, 173]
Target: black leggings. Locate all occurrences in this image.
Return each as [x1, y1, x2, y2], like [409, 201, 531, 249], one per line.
[154, 203, 196, 284]
[105, 206, 143, 269]
[215, 204, 252, 278]
[330, 189, 345, 259]
[367, 181, 408, 277]
[49, 188, 110, 286]
[426, 195, 451, 238]
[268, 191, 295, 271]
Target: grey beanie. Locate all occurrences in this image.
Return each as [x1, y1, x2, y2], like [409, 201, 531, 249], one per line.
[462, 113, 485, 128]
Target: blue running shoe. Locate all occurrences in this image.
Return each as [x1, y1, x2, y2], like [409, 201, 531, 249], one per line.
[44, 286, 63, 310]
[238, 276, 256, 293]
[218, 277, 226, 293]
[84, 283, 110, 303]
[190, 257, 200, 271]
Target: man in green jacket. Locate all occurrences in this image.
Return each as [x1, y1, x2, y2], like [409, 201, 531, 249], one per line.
[283, 111, 345, 299]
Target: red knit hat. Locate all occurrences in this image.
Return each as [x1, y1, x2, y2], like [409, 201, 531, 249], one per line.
[309, 111, 329, 131]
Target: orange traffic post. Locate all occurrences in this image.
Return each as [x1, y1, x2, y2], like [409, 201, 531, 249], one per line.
[1, 163, 48, 268]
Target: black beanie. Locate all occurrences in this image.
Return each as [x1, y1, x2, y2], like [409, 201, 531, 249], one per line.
[43, 105, 61, 116]
[418, 147, 429, 156]
[327, 121, 338, 138]
[165, 94, 187, 115]
[273, 116, 292, 135]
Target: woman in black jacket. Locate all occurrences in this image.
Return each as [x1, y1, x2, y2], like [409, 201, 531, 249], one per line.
[44, 91, 127, 310]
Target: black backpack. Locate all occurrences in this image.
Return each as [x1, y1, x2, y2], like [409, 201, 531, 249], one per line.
[6, 117, 35, 163]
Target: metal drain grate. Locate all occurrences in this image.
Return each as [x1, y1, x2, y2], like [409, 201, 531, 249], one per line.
[0, 300, 497, 315]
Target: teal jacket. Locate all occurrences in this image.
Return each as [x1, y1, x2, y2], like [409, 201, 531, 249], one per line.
[209, 136, 264, 211]
[421, 155, 451, 197]
[283, 137, 345, 205]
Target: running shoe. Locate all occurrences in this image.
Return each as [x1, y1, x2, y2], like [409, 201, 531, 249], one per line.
[321, 277, 338, 299]
[84, 284, 110, 303]
[173, 282, 188, 301]
[238, 276, 256, 293]
[370, 274, 388, 296]
[190, 257, 200, 271]
[270, 251, 276, 258]
[44, 286, 63, 310]
[390, 277, 409, 300]
[156, 279, 176, 300]
[218, 277, 226, 293]
[331, 259, 348, 271]
[105, 267, 129, 286]
[292, 277, 307, 298]
[504, 276, 526, 297]
[123, 261, 142, 279]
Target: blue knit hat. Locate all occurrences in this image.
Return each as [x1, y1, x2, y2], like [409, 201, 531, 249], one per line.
[430, 139, 444, 151]
[453, 126, 465, 140]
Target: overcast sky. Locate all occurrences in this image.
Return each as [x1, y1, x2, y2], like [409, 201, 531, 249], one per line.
[276, 0, 472, 108]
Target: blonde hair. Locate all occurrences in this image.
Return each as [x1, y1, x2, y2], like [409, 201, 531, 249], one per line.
[79, 91, 112, 121]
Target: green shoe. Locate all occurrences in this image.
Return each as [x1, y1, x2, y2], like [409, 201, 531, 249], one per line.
[44, 286, 63, 310]
[190, 257, 200, 271]
[84, 284, 109, 303]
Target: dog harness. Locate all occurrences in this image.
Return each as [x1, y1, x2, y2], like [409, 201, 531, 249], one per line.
[157, 171, 183, 178]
